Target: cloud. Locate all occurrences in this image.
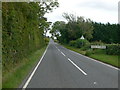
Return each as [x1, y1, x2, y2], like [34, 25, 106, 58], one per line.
[45, 0, 119, 24]
[118, 1, 120, 24]
[76, 0, 117, 12]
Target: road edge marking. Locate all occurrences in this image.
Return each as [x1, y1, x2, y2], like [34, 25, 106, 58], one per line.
[22, 42, 50, 89]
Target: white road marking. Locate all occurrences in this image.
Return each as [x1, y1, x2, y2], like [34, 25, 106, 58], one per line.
[68, 58, 87, 75]
[55, 44, 87, 75]
[58, 49, 60, 52]
[55, 46, 58, 49]
[69, 49, 119, 70]
[61, 52, 66, 56]
[94, 82, 97, 85]
[54, 45, 61, 52]
[22, 43, 49, 89]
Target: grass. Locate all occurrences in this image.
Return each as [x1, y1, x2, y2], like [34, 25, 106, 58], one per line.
[90, 53, 118, 67]
[62, 44, 119, 68]
[63, 44, 86, 55]
[89, 49, 119, 67]
[2, 46, 47, 88]
[0, 64, 1, 89]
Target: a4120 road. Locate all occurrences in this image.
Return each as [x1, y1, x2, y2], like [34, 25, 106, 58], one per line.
[21, 39, 118, 88]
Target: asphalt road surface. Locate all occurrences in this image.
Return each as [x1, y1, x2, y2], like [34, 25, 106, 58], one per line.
[21, 39, 119, 88]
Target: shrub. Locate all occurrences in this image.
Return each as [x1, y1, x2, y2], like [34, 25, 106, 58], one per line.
[91, 41, 105, 45]
[85, 49, 93, 56]
[69, 40, 76, 47]
[54, 39, 58, 43]
[80, 44, 90, 50]
[44, 38, 50, 45]
[106, 44, 120, 55]
[75, 39, 90, 48]
[69, 39, 90, 48]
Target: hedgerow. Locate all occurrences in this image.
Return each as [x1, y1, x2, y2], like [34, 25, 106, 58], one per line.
[106, 44, 120, 55]
[2, 2, 46, 71]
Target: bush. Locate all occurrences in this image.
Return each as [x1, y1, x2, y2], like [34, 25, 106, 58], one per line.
[76, 39, 90, 48]
[69, 39, 90, 48]
[69, 40, 77, 47]
[80, 44, 90, 50]
[106, 44, 120, 55]
[91, 41, 105, 45]
[54, 39, 58, 43]
[85, 49, 93, 56]
[44, 38, 50, 45]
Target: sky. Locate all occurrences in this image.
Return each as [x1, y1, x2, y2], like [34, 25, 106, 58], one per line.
[44, 0, 120, 37]
[45, 0, 119, 24]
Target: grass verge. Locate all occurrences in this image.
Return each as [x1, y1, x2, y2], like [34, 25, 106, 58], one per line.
[89, 53, 119, 68]
[3, 46, 47, 88]
[62, 44, 119, 68]
[63, 44, 86, 55]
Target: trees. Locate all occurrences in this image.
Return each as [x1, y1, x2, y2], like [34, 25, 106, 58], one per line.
[38, 0, 59, 35]
[51, 13, 93, 44]
[91, 22, 120, 44]
[63, 13, 93, 40]
[50, 21, 66, 41]
[2, 1, 59, 70]
[51, 13, 119, 45]
[50, 21, 71, 43]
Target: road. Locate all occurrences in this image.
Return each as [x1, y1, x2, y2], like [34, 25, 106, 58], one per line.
[21, 39, 119, 88]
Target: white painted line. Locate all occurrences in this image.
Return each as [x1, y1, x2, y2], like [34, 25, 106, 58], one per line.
[22, 43, 49, 89]
[54, 45, 60, 52]
[58, 49, 60, 52]
[55, 46, 58, 49]
[94, 82, 97, 85]
[61, 52, 66, 57]
[68, 58, 87, 75]
[55, 45, 61, 52]
[69, 49, 119, 70]
[56, 43, 119, 70]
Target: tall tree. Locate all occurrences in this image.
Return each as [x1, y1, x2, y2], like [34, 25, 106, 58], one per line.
[51, 13, 93, 44]
[91, 22, 120, 44]
[63, 13, 93, 40]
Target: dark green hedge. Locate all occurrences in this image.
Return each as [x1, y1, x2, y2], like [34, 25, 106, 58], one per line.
[106, 44, 120, 55]
[2, 2, 46, 70]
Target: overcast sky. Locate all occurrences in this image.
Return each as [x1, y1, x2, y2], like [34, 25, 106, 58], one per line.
[45, 0, 119, 24]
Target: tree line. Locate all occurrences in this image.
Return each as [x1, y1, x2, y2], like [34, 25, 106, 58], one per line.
[2, 1, 59, 70]
[91, 22, 120, 44]
[51, 13, 120, 44]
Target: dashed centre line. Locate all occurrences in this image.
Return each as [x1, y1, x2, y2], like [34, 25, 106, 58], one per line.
[68, 49, 119, 70]
[55, 45, 87, 76]
[58, 49, 60, 52]
[68, 58, 87, 76]
[61, 52, 66, 56]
